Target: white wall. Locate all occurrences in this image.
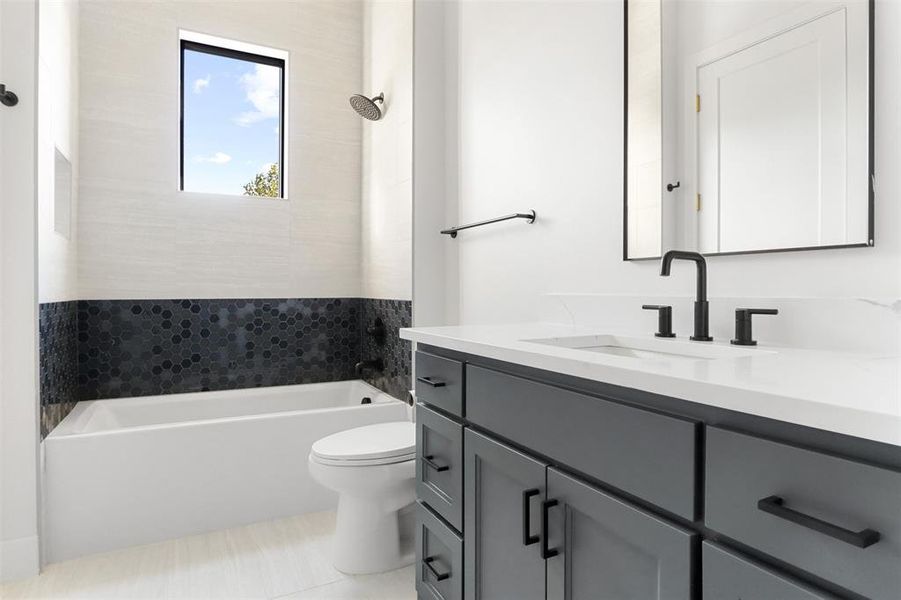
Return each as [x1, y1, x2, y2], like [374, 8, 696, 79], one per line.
[362, 0, 413, 300]
[0, 0, 40, 582]
[77, 1, 364, 300]
[626, 0, 661, 259]
[424, 0, 900, 326]
[412, 0, 459, 326]
[38, 0, 79, 303]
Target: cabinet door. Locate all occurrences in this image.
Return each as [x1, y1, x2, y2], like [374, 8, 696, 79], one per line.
[464, 429, 547, 600]
[546, 467, 695, 600]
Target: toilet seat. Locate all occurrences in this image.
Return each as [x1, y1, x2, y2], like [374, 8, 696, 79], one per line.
[310, 421, 415, 467]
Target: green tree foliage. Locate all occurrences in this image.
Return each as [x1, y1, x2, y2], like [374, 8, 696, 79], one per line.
[243, 163, 280, 198]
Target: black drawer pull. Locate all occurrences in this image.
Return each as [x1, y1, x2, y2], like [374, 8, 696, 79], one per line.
[757, 496, 880, 549]
[541, 499, 559, 559]
[422, 454, 450, 472]
[522, 488, 540, 546]
[423, 556, 450, 581]
[417, 376, 446, 388]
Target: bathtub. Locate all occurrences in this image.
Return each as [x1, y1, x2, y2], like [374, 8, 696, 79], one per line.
[43, 380, 410, 563]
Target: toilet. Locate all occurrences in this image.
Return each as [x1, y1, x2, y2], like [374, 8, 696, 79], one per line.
[308, 421, 416, 575]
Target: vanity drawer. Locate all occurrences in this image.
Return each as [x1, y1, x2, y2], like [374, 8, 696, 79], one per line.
[706, 427, 901, 600]
[416, 501, 463, 600]
[415, 351, 464, 417]
[466, 365, 699, 520]
[416, 403, 464, 531]
[703, 542, 837, 600]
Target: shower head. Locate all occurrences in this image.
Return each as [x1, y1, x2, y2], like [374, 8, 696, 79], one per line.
[349, 93, 384, 121]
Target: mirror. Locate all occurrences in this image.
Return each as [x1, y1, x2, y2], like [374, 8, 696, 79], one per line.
[624, 0, 873, 260]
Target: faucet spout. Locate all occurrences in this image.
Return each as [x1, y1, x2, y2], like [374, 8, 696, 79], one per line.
[660, 250, 707, 302]
[659, 250, 712, 341]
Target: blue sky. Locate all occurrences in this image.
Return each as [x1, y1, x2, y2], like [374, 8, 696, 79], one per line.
[182, 49, 281, 196]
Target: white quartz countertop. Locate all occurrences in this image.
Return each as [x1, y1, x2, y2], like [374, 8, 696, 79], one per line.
[400, 323, 901, 447]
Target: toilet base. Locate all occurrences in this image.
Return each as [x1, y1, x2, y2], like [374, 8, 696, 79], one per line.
[331, 496, 416, 575]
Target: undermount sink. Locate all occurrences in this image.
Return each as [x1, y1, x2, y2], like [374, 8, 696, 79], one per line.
[522, 334, 773, 361]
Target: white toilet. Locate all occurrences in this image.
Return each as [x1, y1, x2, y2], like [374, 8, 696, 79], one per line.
[308, 421, 417, 575]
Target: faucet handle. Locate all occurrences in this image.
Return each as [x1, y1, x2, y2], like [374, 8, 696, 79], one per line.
[642, 305, 676, 338]
[732, 308, 778, 346]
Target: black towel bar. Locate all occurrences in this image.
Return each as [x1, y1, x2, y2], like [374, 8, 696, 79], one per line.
[441, 210, 536, 238]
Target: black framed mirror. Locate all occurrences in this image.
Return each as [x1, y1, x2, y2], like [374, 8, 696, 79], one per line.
[623, 0, 874, 261]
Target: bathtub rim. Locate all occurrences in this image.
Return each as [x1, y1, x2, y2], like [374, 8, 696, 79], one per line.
[47, 379, 405, 441]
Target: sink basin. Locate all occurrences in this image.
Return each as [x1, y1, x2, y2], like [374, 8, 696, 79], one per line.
[522, 334, 773, 361]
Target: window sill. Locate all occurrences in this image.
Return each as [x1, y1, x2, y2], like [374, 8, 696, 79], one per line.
[177, 190, 289, 203]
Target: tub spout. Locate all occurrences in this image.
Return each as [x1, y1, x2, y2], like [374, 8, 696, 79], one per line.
[355, 358, 384, 376]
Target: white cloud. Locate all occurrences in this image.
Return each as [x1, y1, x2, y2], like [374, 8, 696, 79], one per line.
[194, 152, 232, 164]
[192, 75, 211, 94]
[233, 64, 281, 127]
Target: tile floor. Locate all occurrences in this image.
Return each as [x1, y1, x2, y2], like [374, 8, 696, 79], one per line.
[0, 511, 416, 600]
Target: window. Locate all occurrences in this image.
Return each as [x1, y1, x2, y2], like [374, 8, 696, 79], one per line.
[179, 32, 286, 198]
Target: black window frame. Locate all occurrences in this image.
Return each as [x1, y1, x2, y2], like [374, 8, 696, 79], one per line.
[179, 39, 286, 198]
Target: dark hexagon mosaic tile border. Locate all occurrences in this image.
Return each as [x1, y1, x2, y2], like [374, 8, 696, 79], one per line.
[361, 298, 413, 401]
[39, 301, 79, 439]
[39, 298, 413, 438]
[77, 298, 363, 401]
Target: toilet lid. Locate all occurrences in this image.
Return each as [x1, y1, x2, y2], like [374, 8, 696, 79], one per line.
[311, 421, 415, 463]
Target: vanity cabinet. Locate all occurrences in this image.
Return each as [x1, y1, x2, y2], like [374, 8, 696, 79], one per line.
[413, 345, 901, 600]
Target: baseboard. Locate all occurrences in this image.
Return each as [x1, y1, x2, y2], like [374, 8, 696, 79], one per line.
[0, 534, 39, 583]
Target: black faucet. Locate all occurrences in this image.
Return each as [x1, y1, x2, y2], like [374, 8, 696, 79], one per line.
[355, 358, 384, 376]
[659, 250, 712, 341]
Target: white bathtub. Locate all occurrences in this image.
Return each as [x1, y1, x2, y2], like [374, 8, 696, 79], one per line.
[43, 380, 410, 563]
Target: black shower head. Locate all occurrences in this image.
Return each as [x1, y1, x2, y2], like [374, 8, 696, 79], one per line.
[349, 93, 384, 121]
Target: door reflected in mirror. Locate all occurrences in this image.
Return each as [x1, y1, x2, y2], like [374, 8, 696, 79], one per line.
[624, 0, 873, 260]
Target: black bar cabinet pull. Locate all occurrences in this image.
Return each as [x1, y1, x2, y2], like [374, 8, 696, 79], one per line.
[416, 376, 446, 388]
[757, 496, 880, 549]
[422, 454, 449, 473]
[522, 489, 540, 546]
[441, 210, 537, 238]
[423, 556, 451, 581]
[540, 499, 559, 559]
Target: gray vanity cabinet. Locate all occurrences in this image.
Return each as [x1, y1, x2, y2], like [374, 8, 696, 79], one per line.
[545, 467, 695, 600]
[414, 345, 901, 600]
[463, 429, 547, 600]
